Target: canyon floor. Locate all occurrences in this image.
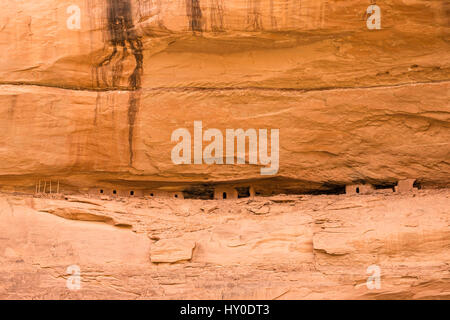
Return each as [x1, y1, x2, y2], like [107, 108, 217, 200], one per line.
[0, 188, 449, 299]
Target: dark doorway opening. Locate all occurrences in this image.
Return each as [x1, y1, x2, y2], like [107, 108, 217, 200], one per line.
[223, 192, 227, 199]
[183, 185, 215, 200]
[236, 187, 251, 198]
[305, 184, 346, 195]
[413, 180, 422, 190]
[374, 183, 397, 192]
[130, 191, 134, 196]
[113, 190, 117, 195]
[356, 187, 360, 194]
[100, 189, 104, 194]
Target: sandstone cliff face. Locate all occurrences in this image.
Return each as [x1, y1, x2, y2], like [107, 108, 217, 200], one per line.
[0, 190, 449, 299]
[0, 0, 448, 193]
[0, 1, 449, 301]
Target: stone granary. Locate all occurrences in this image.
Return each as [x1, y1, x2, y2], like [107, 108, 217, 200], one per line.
[88, 185, 255, 200]
[345, 184, 375, 195]
[214, 186, 238, 200]
[146, 190, 184, 199]
[395, 179, 418, 193]
[89, 188, 184, 199]
[214, 185, 255, 200]
[89, 188, 144, 197]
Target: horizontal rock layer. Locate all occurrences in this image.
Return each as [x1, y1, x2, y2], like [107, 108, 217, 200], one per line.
[0, 81, 449, 193]
[0, 190, 449, 299]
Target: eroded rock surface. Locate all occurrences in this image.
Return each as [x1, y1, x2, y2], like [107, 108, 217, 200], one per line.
[0, 190, 449, 299]
[0, 0, 449, 300]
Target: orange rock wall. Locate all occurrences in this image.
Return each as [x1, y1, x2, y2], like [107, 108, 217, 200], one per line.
[0, 0, 448, 192]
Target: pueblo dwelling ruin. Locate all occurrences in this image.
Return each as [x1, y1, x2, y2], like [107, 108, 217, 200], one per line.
[21, 178, 421, 201]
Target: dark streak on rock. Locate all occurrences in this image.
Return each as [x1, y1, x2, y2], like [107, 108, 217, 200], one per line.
[94, 93, 100, 126]
[100, 0, 144, 167]
[8, 95, 17, 120]
[186, 0, 203, 33]
[210, 0, 224, 32]
[128, 90, 141, 167]
[270, 0, 277, 29]
[247, 0, 263, 31]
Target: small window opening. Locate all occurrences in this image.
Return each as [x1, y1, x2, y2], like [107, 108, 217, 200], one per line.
[356, 187, 360, 194]
[174, 194, 178, 198]
[223, 192, 227, 199]
[100, 189, 104, 194]
[150, 193, 154, 197]
[130, 191, 134, 196]
[113, 190, 117, 195]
